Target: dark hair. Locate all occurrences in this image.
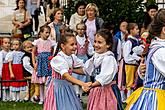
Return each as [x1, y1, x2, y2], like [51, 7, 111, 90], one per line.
[54, 31, 75, 56]
[75, 1, 86, 13]
[101, 21, 115, 35]
[96, 29, 113, 50]
[127, 23, 138, 34]
[15, 0, 26, 10]
[49, 0, 60, 9]
[149, 9, 165, 37]
[39, 25, 51, 33]
[146, 4, 158, 12]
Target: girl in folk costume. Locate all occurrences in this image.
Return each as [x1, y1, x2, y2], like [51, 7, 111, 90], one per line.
[32, 25, 54, 104]
[0, 38, 11, 101]
[6, 39, 26, 102]
[123, 23, 144, 98]
[44, 32, 91, 110]
[125, 9, 165, 110]
[73, 29, 123, 110]
[72, 22, 94, 102]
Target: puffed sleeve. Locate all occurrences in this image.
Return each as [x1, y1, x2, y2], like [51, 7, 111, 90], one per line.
[32, 39, 39, 46]
[152, 48, 165, 77]
[50, 56, 70, 76]
[5, 51, 13, 62]
[72, 54, 84, 68]
[95, 56, 118, 86]
[0, 52, 3, 77]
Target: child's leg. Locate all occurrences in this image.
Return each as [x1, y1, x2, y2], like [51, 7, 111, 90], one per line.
[120, 90, 126, 102]
[39, 84, 44, 103]
[10, 91, 16, 101]
[16, 91, 20, 101]
[2, 89, 6, 101]
[34, 83, 40, 97]
[6, 89, 10, 101]
[29, 83, 35, 99]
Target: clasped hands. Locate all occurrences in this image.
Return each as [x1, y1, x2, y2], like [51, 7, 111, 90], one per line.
[82, 82, 92, 92]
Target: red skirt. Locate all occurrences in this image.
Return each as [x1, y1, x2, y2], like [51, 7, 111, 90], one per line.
[2, 63, 10, 87]
[10, 64, 27, 87]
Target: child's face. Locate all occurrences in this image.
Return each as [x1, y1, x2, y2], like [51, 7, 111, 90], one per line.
[61, 37, 77, 56]
[94, 34, 109, 54]
[77, 24, 86, 37]
[12, 40, 20, 50]
[2, 38, 10, 51]
[41, 28, 50, 40]
[120, 21, 128, 34]
[131, 25, 139, 36]
[24, 43, 32, 53]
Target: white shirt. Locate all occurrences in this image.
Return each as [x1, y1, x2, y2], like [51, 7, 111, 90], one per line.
[123, 35, 144, 64]
[83, 51, 118, 86]
[76, 35, 94, 56]
[50, 51, 84, 76]
[22, 56, 34, 74]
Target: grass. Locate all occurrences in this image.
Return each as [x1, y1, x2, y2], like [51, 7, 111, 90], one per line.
[0, 96, 87, 110]
[0, 101, 43, 110]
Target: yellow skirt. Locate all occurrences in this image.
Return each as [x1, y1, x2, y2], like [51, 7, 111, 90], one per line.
[125, 87, 165, 110]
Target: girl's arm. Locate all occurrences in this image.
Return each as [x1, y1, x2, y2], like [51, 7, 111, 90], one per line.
[9, 61, 15, 79]
[32, 46, 37, 70]
[91, 81, 101, 88]
[62, 73, 91, 92]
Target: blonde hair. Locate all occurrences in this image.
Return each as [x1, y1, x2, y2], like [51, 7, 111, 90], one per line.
[85, 3, 99, 17]
[22, 40, 32, 49]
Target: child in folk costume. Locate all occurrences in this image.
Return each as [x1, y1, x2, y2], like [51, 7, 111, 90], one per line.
[84, 29, 122, 110]
[73, 29, 123, 110]
[72, 22, 94, 102]
[6, 39, 26, 102]
[22, 40, 40, 102]
[44, 32, 91, 110]
[125, 9, 165, 110]
[0, 38, 11, 101]
[32, 25, 54, 104]
[123, 23, 144, 98]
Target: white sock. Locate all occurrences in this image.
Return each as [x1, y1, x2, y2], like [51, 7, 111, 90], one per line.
[127, 90, 132, 98]
[16, 91, 20, 100]
[11, 91, 16, 101]
[2, 89, 6, 101]
[6, 89, 10, 100]
[40, 84, 44, 102]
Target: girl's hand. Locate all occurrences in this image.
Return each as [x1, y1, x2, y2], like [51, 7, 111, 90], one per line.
[10, 73, 15, 79]
[82, 82, 92, 92]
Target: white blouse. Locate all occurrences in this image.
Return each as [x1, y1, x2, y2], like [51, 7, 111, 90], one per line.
[83, 51, 118, 86]
[76, 35, 94, 56]
[50, 51, 84, 76]
[150, 37, 165, 77]
[22, 56, 33, 74]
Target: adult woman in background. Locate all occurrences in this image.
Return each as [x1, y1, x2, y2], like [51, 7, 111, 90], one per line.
[84, 3, 104, 45]
[69, 1, 86, 33]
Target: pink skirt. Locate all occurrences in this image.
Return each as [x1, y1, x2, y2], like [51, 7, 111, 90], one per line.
[88, 82, 117, 110]
[31, 70, 47, 84]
